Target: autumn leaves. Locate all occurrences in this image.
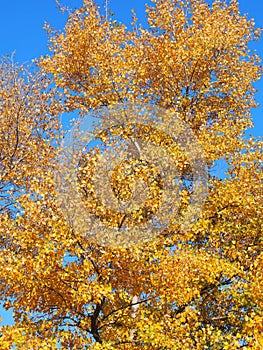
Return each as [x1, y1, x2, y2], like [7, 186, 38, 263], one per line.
[0, 0, 262, 348]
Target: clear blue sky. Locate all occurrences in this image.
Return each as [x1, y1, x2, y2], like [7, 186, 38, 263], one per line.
[0, 0, 262, 326]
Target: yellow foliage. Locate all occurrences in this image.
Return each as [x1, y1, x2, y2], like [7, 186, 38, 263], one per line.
[0, 0, 262, 348]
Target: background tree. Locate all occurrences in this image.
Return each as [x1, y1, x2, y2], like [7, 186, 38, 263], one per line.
[0, 0, 262, 348]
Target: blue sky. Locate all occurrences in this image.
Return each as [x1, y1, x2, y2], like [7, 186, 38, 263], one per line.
[0, 0, 262, 326]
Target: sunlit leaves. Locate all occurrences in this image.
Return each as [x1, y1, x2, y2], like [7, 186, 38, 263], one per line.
[0, 0, 262, 348]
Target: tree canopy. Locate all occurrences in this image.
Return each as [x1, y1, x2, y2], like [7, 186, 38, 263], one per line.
[0, 0, 262, 348]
